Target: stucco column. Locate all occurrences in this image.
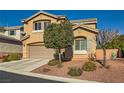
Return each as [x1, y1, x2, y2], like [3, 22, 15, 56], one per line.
[22, 44, 29, 59]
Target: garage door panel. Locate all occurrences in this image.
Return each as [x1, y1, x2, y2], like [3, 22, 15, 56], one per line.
[29, 45, 54, 58]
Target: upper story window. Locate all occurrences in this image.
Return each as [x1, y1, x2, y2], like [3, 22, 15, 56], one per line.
[34, 22, 42, 31]
[44, 22, 50, 30]
[33, 21, 51, 32]
[9, 30, 16, 36]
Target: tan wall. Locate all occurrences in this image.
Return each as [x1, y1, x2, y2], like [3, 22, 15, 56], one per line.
[84, 24, 96, 29]
[24, 14, 61, 35]
[73, 28, 97, 58]
[24, 14, 63, 44]
[96, 49, 118, 60]
[8, 30, 21, 40]
[0, 42, 22, 53]
[23, 44, 29, 58]
[2, 30, 22, 40]
[23, 13, 98, 59]
[23, 14, 64, 58]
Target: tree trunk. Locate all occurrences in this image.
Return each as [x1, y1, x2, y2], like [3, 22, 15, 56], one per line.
[103, 47, 106, 66]
[58, 48, 61, 63]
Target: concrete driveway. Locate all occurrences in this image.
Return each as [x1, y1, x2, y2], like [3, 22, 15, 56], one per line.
[0, 58, 62, 83]
[0, 58, 49, 72]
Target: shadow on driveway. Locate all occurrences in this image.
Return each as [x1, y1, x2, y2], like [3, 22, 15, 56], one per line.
[0, 70, 63, 83]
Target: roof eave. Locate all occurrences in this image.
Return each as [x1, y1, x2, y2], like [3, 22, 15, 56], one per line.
[72, 26, 98, 34]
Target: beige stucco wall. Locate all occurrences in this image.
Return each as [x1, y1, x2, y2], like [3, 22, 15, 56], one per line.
[73, 28, 97, 59]
[24, 14, 64, 43]
[1, 30, 22, 40]
[23, 13, 64, 58]
[0, 42, 22, 53]
[24, 14, 62, 35]
[84, 24, 96, 29]
[22, 13, 98, 59]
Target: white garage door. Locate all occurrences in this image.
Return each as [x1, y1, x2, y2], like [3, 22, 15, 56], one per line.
[29, 45, 55, 59]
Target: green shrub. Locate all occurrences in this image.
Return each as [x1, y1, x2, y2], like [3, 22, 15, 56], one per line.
[68, 67, 82, 76]
[48, 59, 59, 66]
[3, 53, 22, 62]
[3, 56, 11, 62]
[82, 62, 96, 71]
[111, 52, 117, 60]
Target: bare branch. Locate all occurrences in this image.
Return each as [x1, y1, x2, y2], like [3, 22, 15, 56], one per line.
[97, 29, 119, 48]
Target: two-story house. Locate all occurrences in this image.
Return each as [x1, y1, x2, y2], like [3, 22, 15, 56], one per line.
[22, 11, 98, 59]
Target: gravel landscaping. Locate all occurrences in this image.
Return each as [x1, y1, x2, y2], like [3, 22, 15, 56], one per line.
[32, 58, 124, 83]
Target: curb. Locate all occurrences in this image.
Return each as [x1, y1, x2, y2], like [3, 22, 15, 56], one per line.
[0, 67, 99, 83]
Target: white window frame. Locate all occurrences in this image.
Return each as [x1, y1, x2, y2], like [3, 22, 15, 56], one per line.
[9, 30, 16, 36]
[33, 21, 43, 32]
[44, 21, 50, 30]
[74, 38, 87, 54]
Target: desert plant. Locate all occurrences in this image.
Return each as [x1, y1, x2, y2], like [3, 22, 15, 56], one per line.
[97, 29, 119, 66]
[88, 53, 96, 62]
[3, 53, 21, 62]
[82, 62, 96, 71]
[48, 59, 59, 66]
[111, 52, 117, 60]
[68, 67, 82, 76]
[3, 55, 11, 62]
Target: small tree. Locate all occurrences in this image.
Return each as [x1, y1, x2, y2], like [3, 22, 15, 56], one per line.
[97, 29, 119, 66]
[44, 21, 74, 63]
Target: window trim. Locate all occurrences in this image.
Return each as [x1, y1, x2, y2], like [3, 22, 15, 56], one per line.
[74, 37, 87, 54]
[44, 21, 50, 30]
[33, 21, 51, 32]
[33, 21, 42, 32]
[9, 30, 16, 36]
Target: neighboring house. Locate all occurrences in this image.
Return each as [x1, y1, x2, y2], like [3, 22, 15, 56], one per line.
[0, 26, 24, 40]
[0, 34, 22, 58]
[22, 11, 98, 59]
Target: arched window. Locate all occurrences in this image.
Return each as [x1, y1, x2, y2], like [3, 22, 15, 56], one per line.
[74, 37, 87, 54]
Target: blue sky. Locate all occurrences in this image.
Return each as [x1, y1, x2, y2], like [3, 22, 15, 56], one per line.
[0, 10, 124, 34]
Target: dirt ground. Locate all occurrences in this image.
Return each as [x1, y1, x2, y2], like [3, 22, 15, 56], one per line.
[32, 58, 124, 83]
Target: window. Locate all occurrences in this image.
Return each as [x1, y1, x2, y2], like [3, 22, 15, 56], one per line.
[9, 30, 16, 36]
[34, 22, 42, 30]
[44, 22, 50, 30]
[75, 38, 87, 51]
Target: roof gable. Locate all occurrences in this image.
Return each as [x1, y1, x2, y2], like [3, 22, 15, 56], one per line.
[22, 11, 66, 23]
[73, 25, 98, 34]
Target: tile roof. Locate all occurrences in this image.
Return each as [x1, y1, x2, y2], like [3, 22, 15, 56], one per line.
[70, 18, 97, 24]
[4, 26, 22, 30]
